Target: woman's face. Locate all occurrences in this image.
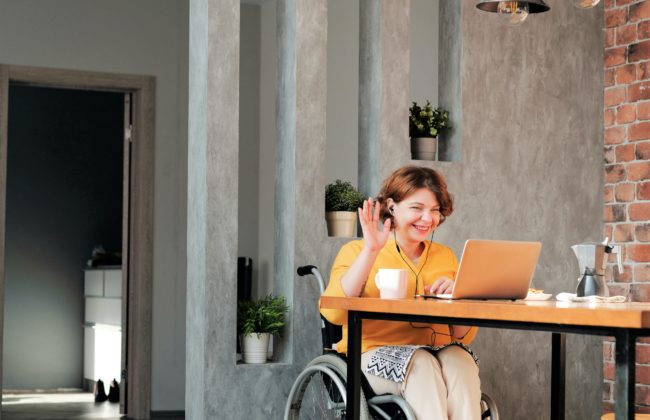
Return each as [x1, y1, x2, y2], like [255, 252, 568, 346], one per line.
[389, 188, 441, 243]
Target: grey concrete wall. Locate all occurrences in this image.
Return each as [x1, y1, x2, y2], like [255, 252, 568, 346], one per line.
[431, 2, 604, 418]
[0, 0, 188, 409]
[239, 5, 262, 281]
[4, 86, 122, 389]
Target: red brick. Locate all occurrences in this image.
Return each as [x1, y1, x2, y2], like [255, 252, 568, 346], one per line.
[637, 385, 650, 405]
[605, 146, 616, 164]
[605, 224, 614, 241]
[615, 223, 635, 241]
[638, 181, 650, 199]
[637, 224, 650, 241]
[638, 344, 650, 363]
[617, 144, 636, 162]
[614, 264, 633, 282]
[630, 121, 650, 140]
[605, 0, 614, 8]
[604, 340, 615, 361]
[641, 21, 650, 40]
[629, 244, 650, 262]
[605, 109, 616, 127]
[635, 264, 650, 280]
[605, 68, 616, 87]
[609, 283, 630, 298]
[605, 203, 627, 222]
[630, 282, 650, 300]
[631, 122, 650, 141]
[605, 164, 627, 183]
[630, 202, 650, 220]
[607, 8, 628, 27]
[639, 364, 650, 385]
[604, 361, 615, 380]
[637, 141, 650, 159]
[628, 81, 650, 102]
[606, 46, 627, 68]
[631, 1, 650, 22]
[618, 24, 638, 45]
[617, 103, 637, 123]
[639, 102, 650, 120]
[617, 0, 634, 5]
[606, 86, 627, 107]
[605, 185, 615, 202]
[605, 126, 626, 145]
[606, 27, 616, 49]
[630, 41, 650, 62]
[616, 182, 637, 201]
[628, 162, 650, 180]
[640, 62, 650, 80]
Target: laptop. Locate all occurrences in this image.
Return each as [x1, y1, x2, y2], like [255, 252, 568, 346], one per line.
[423, 239, 542, 300]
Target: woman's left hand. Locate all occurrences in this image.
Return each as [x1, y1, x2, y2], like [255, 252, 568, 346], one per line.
[426, 276, 454, 295]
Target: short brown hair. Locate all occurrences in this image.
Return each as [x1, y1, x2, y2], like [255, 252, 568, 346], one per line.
[376, 166, 454, 225]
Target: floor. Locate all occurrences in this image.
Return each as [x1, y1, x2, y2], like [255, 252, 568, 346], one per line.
[1, 392, 184, 420]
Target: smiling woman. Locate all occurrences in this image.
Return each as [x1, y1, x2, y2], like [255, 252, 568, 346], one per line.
[321, 165, 481, 420]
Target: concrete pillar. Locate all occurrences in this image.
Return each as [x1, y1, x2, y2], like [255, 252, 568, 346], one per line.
[358, 0, 410, 197]
[187, 0, 329, 417]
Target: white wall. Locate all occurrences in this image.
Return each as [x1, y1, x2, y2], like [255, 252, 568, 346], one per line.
[0, 0, 188, 410]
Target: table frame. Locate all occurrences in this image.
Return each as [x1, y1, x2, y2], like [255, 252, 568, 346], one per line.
[345, 309, 648, 420]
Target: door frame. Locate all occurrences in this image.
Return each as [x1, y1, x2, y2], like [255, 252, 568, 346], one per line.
[0, 64, 155, 419]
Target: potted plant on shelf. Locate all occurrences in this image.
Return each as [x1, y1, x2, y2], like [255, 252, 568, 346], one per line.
[409, 101, 450, 161]
[325, 180, 364, 237]
[238, 295, 289, 364]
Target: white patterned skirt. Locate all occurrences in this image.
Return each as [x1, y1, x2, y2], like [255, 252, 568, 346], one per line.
[364, 342, 479, 383]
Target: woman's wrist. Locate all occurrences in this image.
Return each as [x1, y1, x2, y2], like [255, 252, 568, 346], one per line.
[450, 325, 471, 340]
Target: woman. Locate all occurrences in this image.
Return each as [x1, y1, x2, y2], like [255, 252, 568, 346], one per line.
[321, 166, 481, 420]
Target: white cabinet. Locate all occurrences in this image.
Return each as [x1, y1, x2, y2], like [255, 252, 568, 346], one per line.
[83, 268, 122, 383]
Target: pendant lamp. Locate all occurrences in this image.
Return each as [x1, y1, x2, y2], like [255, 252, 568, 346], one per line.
[476, 1, 550, 26]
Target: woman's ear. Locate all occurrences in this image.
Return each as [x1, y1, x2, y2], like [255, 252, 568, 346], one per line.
[386, 198, 395, 210]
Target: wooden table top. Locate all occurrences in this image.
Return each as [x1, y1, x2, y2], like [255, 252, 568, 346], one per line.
[319, 296, 650, 329]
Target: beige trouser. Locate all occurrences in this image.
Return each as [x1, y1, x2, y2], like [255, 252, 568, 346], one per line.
[361, 346, 482, 420]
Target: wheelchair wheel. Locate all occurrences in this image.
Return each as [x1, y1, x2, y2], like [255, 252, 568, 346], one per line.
[284, 353, 371, 420]
[480, 392, 499, 420]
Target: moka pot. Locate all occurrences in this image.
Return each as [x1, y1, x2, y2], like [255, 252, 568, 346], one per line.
[571, 241, 622, 298]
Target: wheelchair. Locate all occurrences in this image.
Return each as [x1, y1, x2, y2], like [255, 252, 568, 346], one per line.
[284, 265, 500, 420]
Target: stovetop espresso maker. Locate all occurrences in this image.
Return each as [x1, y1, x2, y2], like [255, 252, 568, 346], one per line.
[571, 238, 622, 297]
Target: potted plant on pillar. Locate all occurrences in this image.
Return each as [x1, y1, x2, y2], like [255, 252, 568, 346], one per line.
[409, 101, 450, 161]
[325, 180, 364, 237]
[238, 295, 289, 364]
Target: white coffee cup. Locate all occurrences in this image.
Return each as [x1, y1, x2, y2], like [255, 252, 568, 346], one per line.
[374, 268, 408, 299]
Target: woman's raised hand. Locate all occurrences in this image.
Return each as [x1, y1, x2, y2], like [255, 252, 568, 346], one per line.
[358, 197, 391, 252]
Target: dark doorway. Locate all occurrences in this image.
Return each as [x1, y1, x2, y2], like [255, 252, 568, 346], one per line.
[2, 86, 123, 419]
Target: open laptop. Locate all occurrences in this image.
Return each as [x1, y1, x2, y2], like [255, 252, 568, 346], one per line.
[423, 239, 542, 300]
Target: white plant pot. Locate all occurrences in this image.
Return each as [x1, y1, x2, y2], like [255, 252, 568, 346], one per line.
[410, 136, 437, 160]
[326, 211, 358, 237]
[241, 333, 270, 364]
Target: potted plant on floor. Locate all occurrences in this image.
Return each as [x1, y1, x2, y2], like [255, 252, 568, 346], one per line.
[409, 101, 450, 160]
[238, 295, 289, 364]
[325, 180, 364, 237]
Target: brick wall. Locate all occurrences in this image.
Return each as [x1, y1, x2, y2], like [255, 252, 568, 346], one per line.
[604, 0, 650, 413]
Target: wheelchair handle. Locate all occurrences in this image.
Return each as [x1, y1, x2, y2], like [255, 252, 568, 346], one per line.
[297, 265, 326, 294]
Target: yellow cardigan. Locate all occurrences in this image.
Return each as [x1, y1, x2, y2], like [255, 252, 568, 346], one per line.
[320, 239, 478, 354]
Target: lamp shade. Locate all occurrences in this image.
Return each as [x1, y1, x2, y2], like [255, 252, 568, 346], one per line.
[476, 0, 550, 13]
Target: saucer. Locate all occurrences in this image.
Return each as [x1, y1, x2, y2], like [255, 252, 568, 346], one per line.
[525, 293, 552, 301]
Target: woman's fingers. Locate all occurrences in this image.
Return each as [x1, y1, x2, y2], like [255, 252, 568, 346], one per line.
[430, 276, 454, 294]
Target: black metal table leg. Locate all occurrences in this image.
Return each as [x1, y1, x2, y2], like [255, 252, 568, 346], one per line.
[347, 311, 362, 420]
[615, 331, 636, 420]
[551, 333, 566, 420]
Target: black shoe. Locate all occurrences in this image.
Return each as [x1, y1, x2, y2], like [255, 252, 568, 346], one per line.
[94, 379, 108, 402]
[108, 379, 120, 403]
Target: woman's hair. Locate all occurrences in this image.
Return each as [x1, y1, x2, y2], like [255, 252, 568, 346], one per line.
[376, 166, 454, 225]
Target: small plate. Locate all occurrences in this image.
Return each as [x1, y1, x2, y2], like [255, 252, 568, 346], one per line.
[525, 293, 552, 301]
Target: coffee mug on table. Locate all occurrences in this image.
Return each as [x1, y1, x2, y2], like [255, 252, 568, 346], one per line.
[374, 268, 408, 299]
